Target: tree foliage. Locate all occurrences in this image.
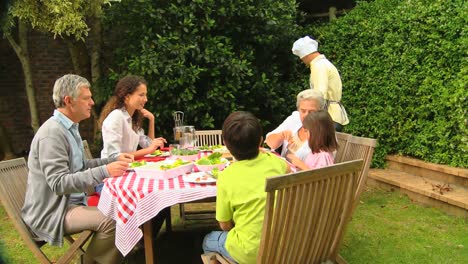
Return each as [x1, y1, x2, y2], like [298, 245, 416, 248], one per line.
[101, 0, 302, 139]
[7, 0, 110, 40]
[307, 0, 467, 167]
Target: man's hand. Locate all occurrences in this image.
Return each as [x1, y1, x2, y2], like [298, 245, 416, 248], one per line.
[106, 161, 129, 177]
[118, 153, 134, 163]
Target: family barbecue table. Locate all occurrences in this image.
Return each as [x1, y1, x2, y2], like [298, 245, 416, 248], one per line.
[98, 167, 217, 264]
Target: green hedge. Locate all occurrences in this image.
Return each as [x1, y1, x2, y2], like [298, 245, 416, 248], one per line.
[101, 0, 303, 139]
[100, 0, 466, 168]
[307, 0, 467, 167]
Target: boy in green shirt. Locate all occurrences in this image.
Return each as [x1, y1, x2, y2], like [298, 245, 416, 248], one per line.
[202, 111, 289, 263]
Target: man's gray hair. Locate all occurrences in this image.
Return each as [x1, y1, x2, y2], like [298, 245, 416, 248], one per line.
[52, 74, 91, 108]
[296, 89, 324, 109]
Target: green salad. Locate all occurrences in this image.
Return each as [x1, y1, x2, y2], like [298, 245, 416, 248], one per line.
[151, 150, 162, 156]
[198, 144, 224, 151]
[196, 152, 223, 165]
[160, 159, 190, 170]
[210, 168, 220, 179]
[171, 149, 198, 156]
[129, 160, 147, 168]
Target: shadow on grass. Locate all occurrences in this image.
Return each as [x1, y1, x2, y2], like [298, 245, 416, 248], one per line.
[124, 222, 218, 264]
[0, 240, 9, 264]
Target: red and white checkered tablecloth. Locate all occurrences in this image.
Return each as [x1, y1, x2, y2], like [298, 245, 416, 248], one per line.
[98, 169, 217, 256]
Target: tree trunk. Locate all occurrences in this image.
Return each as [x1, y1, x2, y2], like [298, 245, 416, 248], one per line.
[89, 0, 102, 85]
[6, 21, 40, 133]
[64, 38, 92, 81]
[0, 121, 16, 160]
[89, 0, 104, 141]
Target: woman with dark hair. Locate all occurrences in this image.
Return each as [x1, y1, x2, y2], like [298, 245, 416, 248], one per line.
[99, 75, 166, 159]
[286, 110, 337, 171]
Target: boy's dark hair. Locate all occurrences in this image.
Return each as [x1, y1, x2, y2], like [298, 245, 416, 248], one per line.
[222, 111, 262, 160]
[303, 110, 337, 153]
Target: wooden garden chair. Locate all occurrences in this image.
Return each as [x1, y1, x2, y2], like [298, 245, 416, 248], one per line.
[195, 130, 224, 147]
[180, 130, 223, 223]
[82, 139, 94, 160]
[201, 159, 363, 264]
[340, 135, 377, 204]
[334, 132, 353, 163]
[0, 158, 93, 264]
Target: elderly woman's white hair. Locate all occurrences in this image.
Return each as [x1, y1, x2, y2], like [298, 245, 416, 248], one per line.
[296, 89, 324, 109]
[52, 74, 91, 108]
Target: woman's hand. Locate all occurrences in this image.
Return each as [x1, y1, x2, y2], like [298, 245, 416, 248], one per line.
[148, 137, 167, 153]
[140, 108, 154, 121]
[281, 130, 293, 141]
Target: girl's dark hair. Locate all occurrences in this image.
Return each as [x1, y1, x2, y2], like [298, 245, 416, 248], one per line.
[222, 111, 262, 160]
[98, 75, 147, 131]
[303, 110, 337, 153]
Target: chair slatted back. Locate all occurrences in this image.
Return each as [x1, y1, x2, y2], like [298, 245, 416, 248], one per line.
[257, 160, 363, 264]
[82, 140, 93, 159]
[334, 132, 353, 163]
[180, 131, 221, 224]
[0, 158, 93, 264]
[341, 135, 377, 199]
[195, 130, 223, 147]
[0, 158, 51, 263]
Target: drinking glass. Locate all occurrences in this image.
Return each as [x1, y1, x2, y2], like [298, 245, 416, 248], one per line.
[169, 144, 180, 156]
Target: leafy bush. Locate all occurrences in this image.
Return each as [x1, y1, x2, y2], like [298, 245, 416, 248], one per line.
[101, 0, 303, 139]
[306, 0, 467, 167]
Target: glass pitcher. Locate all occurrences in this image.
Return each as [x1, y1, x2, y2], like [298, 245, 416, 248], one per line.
[178, 126, 196, 149]
[173, 126, 184, 143]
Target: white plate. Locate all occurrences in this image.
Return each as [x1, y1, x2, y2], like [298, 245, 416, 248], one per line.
[183, 172, 216, 184]
[144, 151, 170, 158]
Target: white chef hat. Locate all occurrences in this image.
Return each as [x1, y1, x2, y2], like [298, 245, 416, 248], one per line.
[292, 36, 319, 59]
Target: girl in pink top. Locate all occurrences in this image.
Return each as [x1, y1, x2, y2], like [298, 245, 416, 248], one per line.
[287, 110, 337, 171]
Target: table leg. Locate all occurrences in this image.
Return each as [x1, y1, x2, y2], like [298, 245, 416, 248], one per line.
[165, 207, 172, 232]
[143, 220, 154, 264]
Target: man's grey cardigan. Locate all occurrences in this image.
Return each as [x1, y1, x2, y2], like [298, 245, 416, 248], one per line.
[22, 117, 117, 246]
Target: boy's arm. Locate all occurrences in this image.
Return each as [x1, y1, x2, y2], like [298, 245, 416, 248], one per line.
[218, 220, 234, 231]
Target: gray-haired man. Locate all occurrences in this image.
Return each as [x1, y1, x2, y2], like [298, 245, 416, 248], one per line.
[22, 74, 133, 263]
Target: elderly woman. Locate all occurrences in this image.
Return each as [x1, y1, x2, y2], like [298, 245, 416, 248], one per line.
[265, 89, 324, 161]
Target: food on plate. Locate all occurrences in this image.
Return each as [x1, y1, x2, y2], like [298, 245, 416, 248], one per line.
[198, 144, 224, 151]
[159, 159, 190, 170]
[210, 168, 220, 179]
[148, 149, 169, 157]
[129, 160, 147, 168]
[195, 175, 210, 182]
[196, 152, 223, 165]
[151, 149, 162, 156]
[171, 148, 198, 156]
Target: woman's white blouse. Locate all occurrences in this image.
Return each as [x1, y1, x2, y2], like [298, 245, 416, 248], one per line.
[101, 108, 151, 158]
[266, 111, 311, 161]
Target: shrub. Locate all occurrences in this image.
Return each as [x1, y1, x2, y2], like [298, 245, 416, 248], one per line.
[101, 0, 303, 139]
[305, 0, 467, 167]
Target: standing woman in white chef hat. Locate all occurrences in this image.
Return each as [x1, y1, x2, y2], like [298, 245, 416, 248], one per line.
[292, 36, 349, 132]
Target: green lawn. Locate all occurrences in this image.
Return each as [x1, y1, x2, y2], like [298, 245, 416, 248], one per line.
[341, 188, 468, 263]
[0, 187, 467, 263]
